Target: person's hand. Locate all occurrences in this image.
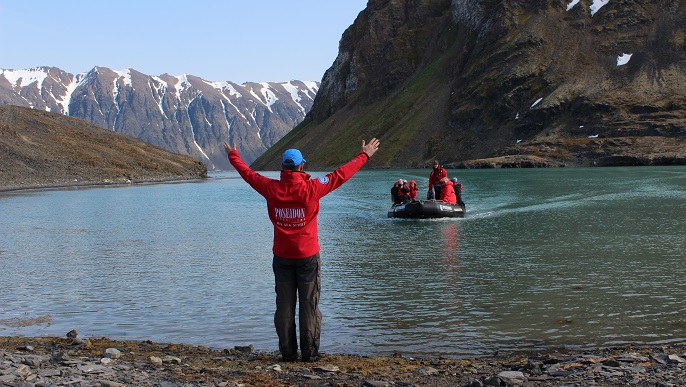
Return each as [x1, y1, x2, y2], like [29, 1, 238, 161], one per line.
[361, 138, 380, 157]
[223, 142, 236, 156]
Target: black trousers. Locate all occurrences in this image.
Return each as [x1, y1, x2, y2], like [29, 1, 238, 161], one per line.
[272, 253, 322, 359]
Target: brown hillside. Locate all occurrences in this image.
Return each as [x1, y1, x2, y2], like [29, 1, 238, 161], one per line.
[0, 105, 207, 191]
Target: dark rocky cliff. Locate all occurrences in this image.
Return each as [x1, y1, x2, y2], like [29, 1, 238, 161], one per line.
[253, 0, 686, 170]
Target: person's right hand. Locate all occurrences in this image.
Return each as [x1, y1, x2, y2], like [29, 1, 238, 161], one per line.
[361, 138, 380, 157]
[223, 142, 237, 156]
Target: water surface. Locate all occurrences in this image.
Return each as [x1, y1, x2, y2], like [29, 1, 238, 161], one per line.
[1, 166, 685, 357]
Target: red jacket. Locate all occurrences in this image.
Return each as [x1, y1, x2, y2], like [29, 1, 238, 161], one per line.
[440, 180, 457, 204]
[429, 167, 447, 188]
[408, 180, 418, 201]
[229, 150, 369, 258]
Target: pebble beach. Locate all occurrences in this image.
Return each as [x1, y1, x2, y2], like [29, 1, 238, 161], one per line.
[1, 335, 685, 386]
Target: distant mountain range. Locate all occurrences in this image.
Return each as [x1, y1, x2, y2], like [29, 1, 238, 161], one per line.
[0, 66, 319, 169]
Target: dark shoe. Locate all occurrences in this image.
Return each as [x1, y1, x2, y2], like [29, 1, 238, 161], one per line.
[302, 355, 321, 363]
[281, 354, 298, 362]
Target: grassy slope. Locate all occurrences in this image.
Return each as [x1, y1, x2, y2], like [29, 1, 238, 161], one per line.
[253, 25, 462, 171]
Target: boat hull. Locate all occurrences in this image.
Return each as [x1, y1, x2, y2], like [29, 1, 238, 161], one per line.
[387, 200, 465, 219]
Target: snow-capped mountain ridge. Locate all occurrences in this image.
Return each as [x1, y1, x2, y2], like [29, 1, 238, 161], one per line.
[0, 66, 319, 169]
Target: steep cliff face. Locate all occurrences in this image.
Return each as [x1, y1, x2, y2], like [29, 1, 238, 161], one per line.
[253, 0, 686, 170]
[0, 67, 319, 169]
[449, 0, 686, 166]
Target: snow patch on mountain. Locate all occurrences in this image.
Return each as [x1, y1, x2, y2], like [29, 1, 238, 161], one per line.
[58, 74, 85, 115]
[259, 82, 278, 111]
[617, 53, 632, 66]
[114, 69, 133, 87]
[2, 68, 48, 89]
[590, 0, 610, 16]
[283, 82, 305, 113]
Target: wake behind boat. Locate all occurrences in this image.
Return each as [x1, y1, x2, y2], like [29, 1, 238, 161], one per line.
[388, 200, 465, 219]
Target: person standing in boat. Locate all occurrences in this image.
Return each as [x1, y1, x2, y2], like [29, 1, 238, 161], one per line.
[408, 179, 418, 201]
[223, 138, 381, 363]
[428, 160, 447, 199]
[439, 177, 457, 204]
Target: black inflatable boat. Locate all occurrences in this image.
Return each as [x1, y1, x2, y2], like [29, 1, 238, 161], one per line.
[387, 200, 465, 219]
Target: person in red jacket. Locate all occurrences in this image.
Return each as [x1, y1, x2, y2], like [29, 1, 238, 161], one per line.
[223, 138, 380, 363]
[408, 179, 418, 201]
[439, 177, 457, 204]
[428, 160, 448, 199]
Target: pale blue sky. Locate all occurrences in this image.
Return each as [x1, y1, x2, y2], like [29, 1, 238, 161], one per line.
[0, 1, 367, 83]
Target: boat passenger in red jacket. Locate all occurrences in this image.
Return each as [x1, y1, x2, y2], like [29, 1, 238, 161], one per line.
[408, 179, 418, 201]
[223, 138, 380, 363]
[439, 177, 457, 204]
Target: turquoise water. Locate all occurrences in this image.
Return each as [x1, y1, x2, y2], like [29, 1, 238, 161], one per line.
[1, 166, 685, 357]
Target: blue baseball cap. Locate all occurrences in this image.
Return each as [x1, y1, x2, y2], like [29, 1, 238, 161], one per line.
[282, 149, 306, 166]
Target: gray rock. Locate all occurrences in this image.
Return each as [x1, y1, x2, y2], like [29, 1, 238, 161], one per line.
[22, 355, 47, 367]
[52, 351, 72, 363]
[0, 373, 17, 382]
[104, 348, 121, 359]
[77, 363, 107, 374]
[414, 366, 439, 376]
[313, 365, 340, 373]
[652, 353, 670, 364]
[14, 364, 31, 377]
[362, 380, 391, 387]
[99, 380, 126, 387]
[667, 354, 685, 364]
[37, 368, 62, 377]
[149, 356, 163, 365]
[162, 355, 182, 364]
[497, 370, 527, 384]
[234, 345, 254, 353]
[484, 375, 503, 386]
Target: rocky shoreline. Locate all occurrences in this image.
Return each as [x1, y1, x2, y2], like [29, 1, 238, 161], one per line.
[0, 177, 207, 194]
[1, 335, 685, 386]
